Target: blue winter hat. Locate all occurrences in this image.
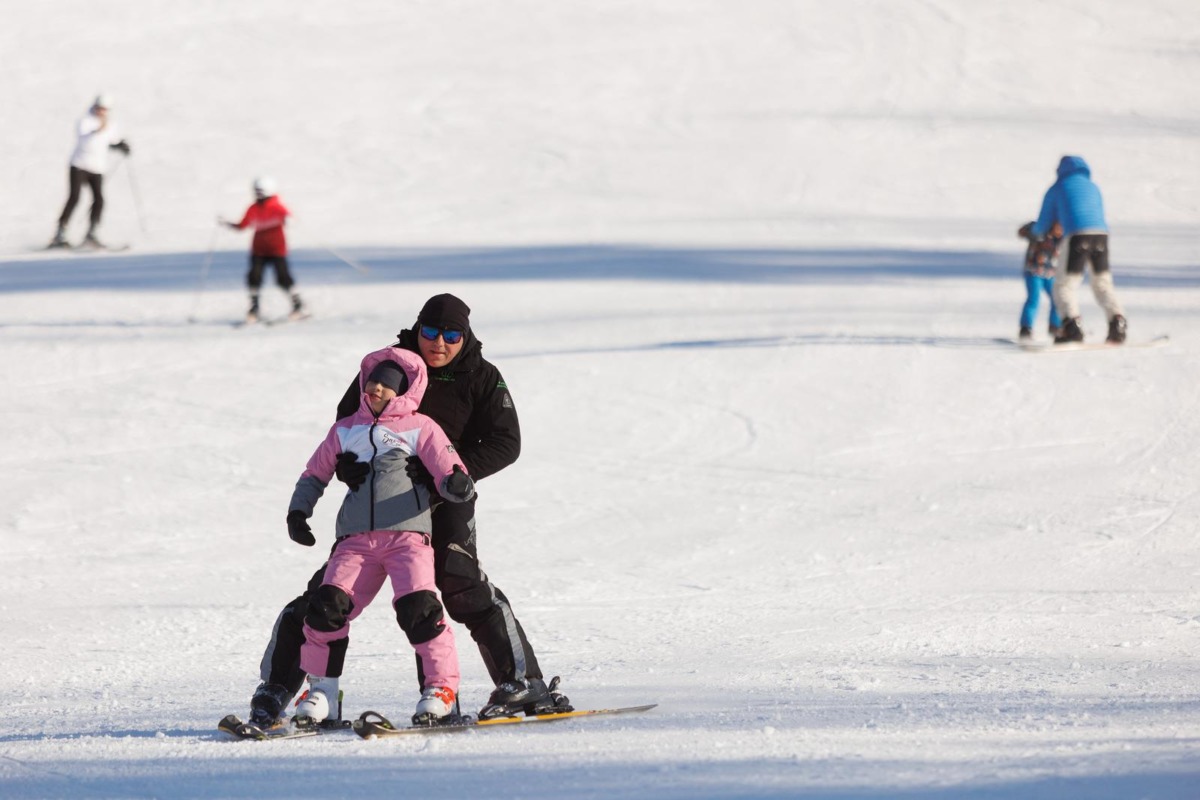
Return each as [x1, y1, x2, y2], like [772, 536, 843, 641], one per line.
[367, 360, 408, 395]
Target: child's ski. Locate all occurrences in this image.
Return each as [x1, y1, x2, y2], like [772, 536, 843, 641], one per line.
[351, 704, 658, 739]
[233, 312, 311, 329]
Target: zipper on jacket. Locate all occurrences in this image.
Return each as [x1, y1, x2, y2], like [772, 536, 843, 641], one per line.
[414, 464, 424, 512]
[368, 418, 380, 530]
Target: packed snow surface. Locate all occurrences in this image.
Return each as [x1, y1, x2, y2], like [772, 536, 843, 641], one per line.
[2, 2, 1199, 798]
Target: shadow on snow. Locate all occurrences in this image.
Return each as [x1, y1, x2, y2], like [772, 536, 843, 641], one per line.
[1, 243, 1197, 295]
[1, 752, 1196, 800]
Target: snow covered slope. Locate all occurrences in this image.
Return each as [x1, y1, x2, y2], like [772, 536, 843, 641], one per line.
[2, 1, 1197, 255]
[1, 2, 1199, 798]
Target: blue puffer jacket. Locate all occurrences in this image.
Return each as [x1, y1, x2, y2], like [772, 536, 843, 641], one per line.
[1032, 156, 1108, 238]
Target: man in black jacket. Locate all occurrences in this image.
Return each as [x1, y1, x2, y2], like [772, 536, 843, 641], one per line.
[250, 294, 568, 724]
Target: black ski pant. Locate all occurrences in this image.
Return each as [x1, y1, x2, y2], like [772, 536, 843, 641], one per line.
[258, 496, 542, 698]
[247, 255, 295, 292]
[58, 166, 104, 230]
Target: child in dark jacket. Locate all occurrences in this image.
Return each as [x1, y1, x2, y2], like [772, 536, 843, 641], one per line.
[285, 346, 476, 726]
[1017, 220, 1063, 341]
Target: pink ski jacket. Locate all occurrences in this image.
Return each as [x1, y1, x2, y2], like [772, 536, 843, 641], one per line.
[288, 347, 472, 539]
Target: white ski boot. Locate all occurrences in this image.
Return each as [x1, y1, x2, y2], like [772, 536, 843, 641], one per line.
[294, 676, 339, 724]
[412, 686, 456, 725]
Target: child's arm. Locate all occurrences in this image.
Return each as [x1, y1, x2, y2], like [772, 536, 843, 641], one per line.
[286, 426, 342, 545]
[415, 418, 475, 503]
[221, 206, 255, 231]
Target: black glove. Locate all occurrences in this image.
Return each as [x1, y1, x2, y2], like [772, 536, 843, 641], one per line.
[442, 464, 475, 502]
[1017, 221, 1038, 241]
[112, 140, 131, 155]
[287, 510, 315, 547]
[335, 452, 370, 490]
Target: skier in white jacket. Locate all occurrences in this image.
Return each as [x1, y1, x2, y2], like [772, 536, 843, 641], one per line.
[50, 94, 131, 249]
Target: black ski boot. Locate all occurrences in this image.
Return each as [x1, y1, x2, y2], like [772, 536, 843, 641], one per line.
[249, 682, 292, 727]
[1048, 323, 1061, 339]
[245, 294, 261, 324]
[533, 676, 573, 714]
[48, 226, 70, 249]
[1018, 325, 1033, 341]
[478, 676, 573, 719]
[288, 292, 306, 321]
[1106, 314, 1127, 344]
[1054, 317, 1084, 344]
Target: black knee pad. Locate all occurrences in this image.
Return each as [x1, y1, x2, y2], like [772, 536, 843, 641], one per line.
[393, 590, 447, 645]
[305, 585, 353, 632]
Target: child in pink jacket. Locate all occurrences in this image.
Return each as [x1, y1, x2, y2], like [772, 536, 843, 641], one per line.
[284, 346, 476, 726]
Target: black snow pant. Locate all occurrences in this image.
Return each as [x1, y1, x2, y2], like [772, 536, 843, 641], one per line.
[258, 496, 542, 698]
[247, 255, 296, 292]
[1064, 233, 1110, 275]
[58, 166, 104, 230]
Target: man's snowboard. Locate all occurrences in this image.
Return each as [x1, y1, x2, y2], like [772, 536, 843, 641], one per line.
[351, 704, 658, 739]
[1013, 334, 1169, 352]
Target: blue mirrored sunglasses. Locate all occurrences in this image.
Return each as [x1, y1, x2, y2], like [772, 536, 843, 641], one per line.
[419, 325, 464, 345]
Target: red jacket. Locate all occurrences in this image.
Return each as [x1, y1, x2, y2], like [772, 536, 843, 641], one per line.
[235, 196, 290, 257]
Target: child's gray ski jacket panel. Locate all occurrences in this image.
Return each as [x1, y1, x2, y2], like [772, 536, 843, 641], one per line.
[288, 347, 469, 541]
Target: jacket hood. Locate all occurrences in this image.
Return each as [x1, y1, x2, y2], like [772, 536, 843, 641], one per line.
[1056, 156, 1091, 180]
[358, 346, 428, 418]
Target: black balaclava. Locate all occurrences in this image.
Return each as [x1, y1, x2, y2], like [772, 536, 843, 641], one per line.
[366, 360, 408, 395]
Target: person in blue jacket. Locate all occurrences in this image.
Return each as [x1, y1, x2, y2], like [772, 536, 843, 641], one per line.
[1031, 156, 1126, 344]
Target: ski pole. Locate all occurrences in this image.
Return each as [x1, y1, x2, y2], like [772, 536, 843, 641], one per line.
[187, 222, 221, 323]
[325, 246, 371, 275]
[123, 155, 149, 235]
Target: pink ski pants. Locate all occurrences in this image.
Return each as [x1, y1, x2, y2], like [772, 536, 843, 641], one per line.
[299, 530, 459, 691]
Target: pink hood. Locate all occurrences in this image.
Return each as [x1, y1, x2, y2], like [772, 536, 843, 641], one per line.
[357, 346, 427, 419]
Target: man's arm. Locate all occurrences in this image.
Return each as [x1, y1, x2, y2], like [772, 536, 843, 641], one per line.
[1031, 187, 1058, 238]
[457, 365, 520, 481]
[335, 375, 360, 419]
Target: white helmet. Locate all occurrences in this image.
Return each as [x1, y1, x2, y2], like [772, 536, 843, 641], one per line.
[93, 93, 114, 111]
[253, 176, 277, 198]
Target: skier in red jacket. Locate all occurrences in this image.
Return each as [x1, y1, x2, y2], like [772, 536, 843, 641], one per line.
[221, 177, 305, 323]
